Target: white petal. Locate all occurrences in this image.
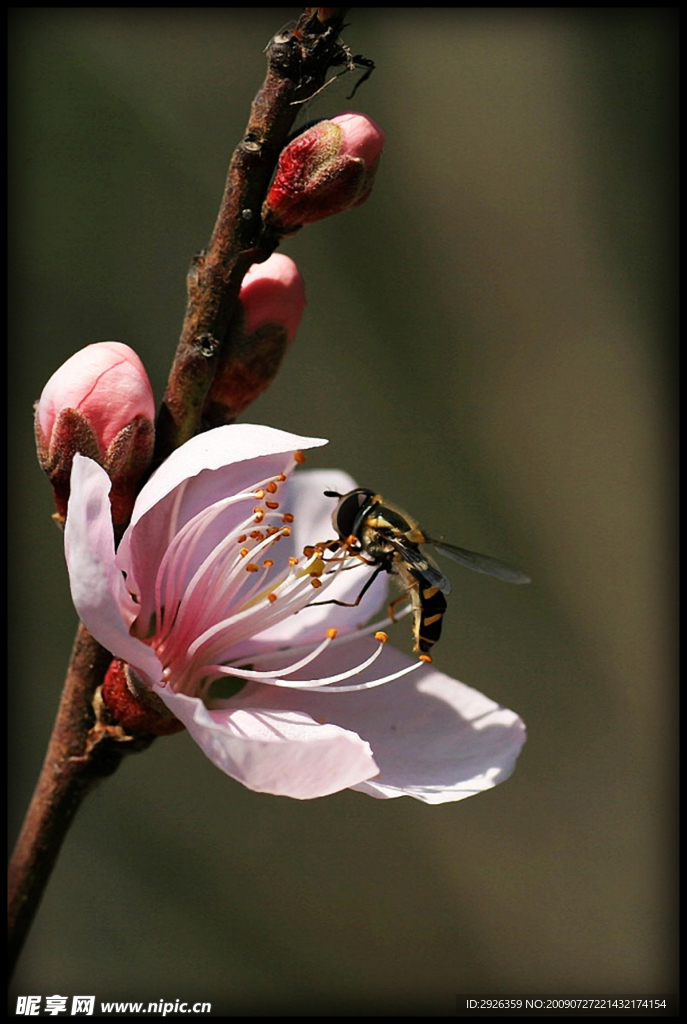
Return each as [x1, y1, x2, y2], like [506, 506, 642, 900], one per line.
[226, 639, 526, 803]
[154, 685, 379, 799]
[351, 665, 527, 803]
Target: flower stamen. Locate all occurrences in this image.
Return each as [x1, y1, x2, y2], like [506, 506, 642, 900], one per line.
[208, 628, 427, 695]
[139, 459, 417, 701]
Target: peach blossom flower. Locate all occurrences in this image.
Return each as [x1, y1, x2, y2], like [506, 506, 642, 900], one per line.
[65, 424, 525, 801]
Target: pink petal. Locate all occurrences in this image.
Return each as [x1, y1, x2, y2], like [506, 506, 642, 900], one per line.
[129, 423, 326, 526]
[330, 112, 385, 164]
[153, 686, 378, 799]
[64, 455, 163, 684]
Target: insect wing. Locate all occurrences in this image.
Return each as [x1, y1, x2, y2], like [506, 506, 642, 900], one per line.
[431, 540, 531, 585]
[387, 536, 452, 594]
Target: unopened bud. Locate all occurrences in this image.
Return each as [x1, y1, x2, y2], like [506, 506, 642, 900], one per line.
[262, 112, 385, 237]
[100, 659, 185, 737]
[35, 342, 155, 528]
[203, 254, 306, 426]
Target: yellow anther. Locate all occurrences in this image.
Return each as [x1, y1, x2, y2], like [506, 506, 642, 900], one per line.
[326, 628, 338, 640]
[374, 631, 389, 643]
[246, 563, 259, 573]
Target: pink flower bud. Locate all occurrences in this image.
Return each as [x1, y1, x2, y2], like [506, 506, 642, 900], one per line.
[240, 253, 306, 342]
[262, 112, 385, 236]
[35, 342, 155, 527]
[203, 255, 306, 426]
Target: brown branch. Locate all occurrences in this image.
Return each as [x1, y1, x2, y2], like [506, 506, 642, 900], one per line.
[8, 625, 154, 975]
[153, 8, 355, 465]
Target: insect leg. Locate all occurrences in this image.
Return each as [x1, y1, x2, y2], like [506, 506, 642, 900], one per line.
[387, 592, 411, 622]
[309, 564, 385, 608]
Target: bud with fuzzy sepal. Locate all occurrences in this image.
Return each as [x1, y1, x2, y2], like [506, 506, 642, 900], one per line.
[262, 112, 385, 237]
[203, 254, 306, 426]
[35, 342, 155, 529]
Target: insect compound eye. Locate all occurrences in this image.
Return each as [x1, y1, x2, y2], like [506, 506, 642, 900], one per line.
[329, 488, 375, 539]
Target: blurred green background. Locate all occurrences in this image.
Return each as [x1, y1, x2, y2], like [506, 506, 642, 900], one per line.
[9, 8, 677, 1015]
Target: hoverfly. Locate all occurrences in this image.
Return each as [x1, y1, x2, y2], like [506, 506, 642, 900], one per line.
[322, 488, 530, 659]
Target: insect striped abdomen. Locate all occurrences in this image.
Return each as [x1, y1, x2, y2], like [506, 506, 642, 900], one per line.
[397, 563, 448, 655]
